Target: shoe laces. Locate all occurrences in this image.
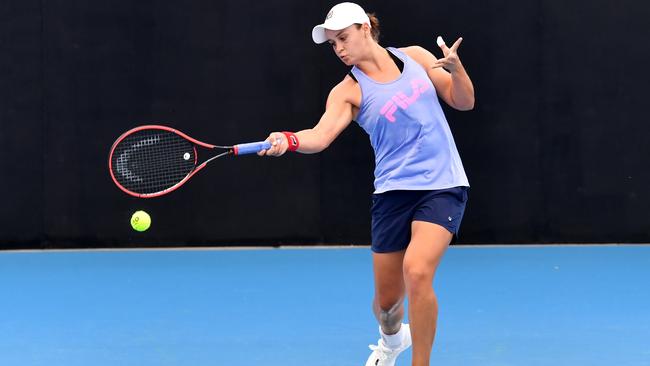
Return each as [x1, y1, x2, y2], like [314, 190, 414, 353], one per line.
[368, 340, 394, 362]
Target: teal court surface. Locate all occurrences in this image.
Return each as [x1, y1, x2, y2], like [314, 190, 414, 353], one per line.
[1, 245, 649, 366]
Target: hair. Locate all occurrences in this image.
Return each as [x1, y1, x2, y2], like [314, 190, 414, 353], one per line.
[356, 12, 380, 42]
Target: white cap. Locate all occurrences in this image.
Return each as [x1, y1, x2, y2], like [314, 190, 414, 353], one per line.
[312, 2, 371, 44]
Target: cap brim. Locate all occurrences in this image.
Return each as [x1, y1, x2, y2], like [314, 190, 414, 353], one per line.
[311, 25, 328, 44]
[312, 18, 357, 44]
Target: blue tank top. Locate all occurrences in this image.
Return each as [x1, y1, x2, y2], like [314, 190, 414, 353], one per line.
[350, 47, 469, 193]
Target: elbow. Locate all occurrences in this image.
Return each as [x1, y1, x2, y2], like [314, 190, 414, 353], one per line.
[455, 93, 475, 111]
[452, 99, 474, 111]
[458, 99, 474, 111]
[449, 91, 475, 111]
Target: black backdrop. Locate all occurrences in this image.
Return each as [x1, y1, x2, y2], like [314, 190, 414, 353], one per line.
[2, 0, 649, 248]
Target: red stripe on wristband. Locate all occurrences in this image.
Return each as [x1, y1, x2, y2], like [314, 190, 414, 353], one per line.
[282, 131, 300, 152]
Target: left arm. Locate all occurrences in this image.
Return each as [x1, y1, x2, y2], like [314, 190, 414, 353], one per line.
[401, 39, 475, 111]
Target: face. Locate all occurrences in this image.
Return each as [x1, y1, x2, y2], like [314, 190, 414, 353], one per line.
[325, 24, 371, 66]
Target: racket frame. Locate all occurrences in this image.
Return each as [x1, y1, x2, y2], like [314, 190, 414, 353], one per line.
[108, 125, 232, 198]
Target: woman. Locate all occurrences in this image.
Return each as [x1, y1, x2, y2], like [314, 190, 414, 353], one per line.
[259, 2, 474, 365]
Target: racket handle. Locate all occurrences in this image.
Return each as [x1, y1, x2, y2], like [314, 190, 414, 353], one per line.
[233, 141, 272, 155]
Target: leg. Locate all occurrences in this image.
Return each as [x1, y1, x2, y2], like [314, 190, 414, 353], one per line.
[372, 249, 406, 334]
[365, 249, 411, 366]
[403, 221, 453, 366]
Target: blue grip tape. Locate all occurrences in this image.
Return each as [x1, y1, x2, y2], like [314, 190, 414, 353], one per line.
[235, 141, 272, 155]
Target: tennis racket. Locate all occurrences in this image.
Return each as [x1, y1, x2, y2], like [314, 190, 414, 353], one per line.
[108, 125, 271, 198]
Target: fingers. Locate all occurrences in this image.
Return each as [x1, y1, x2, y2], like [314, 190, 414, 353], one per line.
[257, 134, 273, 156]
[436, 36, 449, 56]
[431, 55, 462, 73]
[431, 58, 454, 71]
[431, 59, 446, 69]
[436, 36, 463, 56]
[432, 36, 464, 72]
[257, 132, 287, 157]
[449, 37, 463, 53]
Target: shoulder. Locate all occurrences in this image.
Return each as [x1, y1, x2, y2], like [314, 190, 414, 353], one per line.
[398, 45, 438, 68]
[327, 74, 361, 108]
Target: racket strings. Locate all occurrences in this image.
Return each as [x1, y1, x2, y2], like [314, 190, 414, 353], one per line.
[111, 130, 196, 194]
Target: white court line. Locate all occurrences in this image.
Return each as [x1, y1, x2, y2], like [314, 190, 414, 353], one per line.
[1, 243, 649, 254]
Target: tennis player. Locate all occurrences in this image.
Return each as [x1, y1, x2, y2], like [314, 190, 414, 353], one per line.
[259, 2, 473, 365]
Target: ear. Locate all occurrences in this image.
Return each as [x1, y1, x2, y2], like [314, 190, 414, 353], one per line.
[362, 23, 371, 37]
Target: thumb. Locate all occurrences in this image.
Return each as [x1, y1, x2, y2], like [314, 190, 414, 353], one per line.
[436, 36, 449, 56]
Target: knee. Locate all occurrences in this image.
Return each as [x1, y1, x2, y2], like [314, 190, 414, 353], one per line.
[403, 262, 434, 294]
[373, 284, 404, 311]
[375, 296, 401, 312]
[375, 300, 403, 333]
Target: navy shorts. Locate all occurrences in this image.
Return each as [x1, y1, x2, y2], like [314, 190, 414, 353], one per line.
[371, 186, 469, 253]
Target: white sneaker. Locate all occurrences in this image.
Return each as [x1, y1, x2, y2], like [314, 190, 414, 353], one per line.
[364, 323, 412, 366]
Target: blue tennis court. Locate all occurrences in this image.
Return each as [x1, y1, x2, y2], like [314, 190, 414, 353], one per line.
[1, 245, 648, 366]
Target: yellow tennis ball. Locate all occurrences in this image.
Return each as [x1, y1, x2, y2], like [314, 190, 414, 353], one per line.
[130, 210, 151, 232]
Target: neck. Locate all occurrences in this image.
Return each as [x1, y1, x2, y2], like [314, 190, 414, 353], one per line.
[355, 44, 401, 82]
[355, 43, 391, 74]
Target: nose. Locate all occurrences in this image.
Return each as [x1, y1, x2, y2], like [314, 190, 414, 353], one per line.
[333, 42, 344, 55]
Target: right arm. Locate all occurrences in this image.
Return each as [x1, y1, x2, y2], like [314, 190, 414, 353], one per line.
[259, 79, 357, 156]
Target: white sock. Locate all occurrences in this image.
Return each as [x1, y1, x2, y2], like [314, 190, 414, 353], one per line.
[380, 323, 405, 348]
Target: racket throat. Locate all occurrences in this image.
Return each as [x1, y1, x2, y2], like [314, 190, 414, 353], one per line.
[204, 150, 233, 165]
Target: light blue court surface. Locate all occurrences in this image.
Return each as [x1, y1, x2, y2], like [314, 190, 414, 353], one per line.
[1, 245, 649, 366]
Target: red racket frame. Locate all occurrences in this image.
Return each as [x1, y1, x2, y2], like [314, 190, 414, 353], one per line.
[108, 125, 220, 198]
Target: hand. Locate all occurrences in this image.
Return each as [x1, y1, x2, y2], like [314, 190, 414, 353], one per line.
[257, 132, 288, 157]
[432, 36, 464, 73]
